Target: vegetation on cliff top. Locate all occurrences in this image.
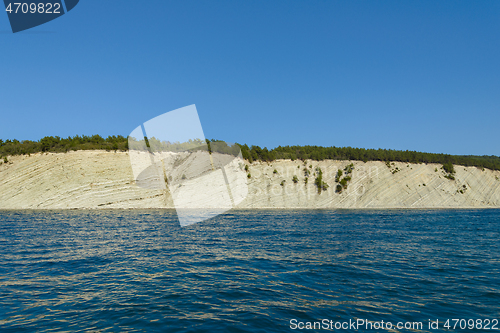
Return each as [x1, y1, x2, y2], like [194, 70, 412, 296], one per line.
[0, 135, 128, 156]
[237, 143, 500, 171]
[1, 136, 500, 171]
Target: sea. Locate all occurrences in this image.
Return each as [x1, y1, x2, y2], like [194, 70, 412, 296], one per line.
[1, 209, 499, 332]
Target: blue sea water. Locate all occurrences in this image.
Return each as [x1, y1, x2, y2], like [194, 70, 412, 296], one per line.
[0, 209, 499, 332]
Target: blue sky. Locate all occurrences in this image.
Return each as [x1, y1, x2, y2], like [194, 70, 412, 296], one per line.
[1, 0, 499, 155]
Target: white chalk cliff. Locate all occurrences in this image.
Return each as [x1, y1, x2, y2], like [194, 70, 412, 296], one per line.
[1, 150, 500, 209]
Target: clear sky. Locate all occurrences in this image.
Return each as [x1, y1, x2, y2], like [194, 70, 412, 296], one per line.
[1, 0, 499, 155]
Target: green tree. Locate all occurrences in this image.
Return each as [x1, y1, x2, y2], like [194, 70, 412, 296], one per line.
[443, 162, 455, 174]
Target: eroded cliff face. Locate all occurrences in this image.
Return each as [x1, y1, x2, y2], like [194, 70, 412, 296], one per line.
[1, 150, 500, 209]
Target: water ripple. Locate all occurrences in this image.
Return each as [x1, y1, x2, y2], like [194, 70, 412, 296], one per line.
[1, 209, 499, 332]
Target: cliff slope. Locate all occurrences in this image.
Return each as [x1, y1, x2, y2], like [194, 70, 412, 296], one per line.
[1, 151, 500, 209]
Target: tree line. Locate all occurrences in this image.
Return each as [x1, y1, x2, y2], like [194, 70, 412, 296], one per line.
[0, 135, 128, 156]
[236, 144, 500, 171]
[1, 136, 500, 171]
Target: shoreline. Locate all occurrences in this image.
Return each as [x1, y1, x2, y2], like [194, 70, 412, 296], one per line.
[2, 207, 500, 211]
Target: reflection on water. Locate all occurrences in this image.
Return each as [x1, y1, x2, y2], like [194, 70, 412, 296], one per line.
[1, 209, 499, 332]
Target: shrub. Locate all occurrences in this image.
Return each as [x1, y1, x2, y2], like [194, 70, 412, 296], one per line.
[314, 167, 328, 194]
[181, 174, 187, 180]
[336, 184, 343, 193]
[245, 165, 249, 172]
[344, 163, 354, 174]
[443, 162, 455, 174]
[247, 173, 251, 178]
[280, 180, 285, 186]
[292, 175, 299, 183]
[273, 169, 278, 174]
[3, 156, 8, 163]
[444, 174, 455, 181]
[304, 177, 308, 184]
[335, 169, 342, 182]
